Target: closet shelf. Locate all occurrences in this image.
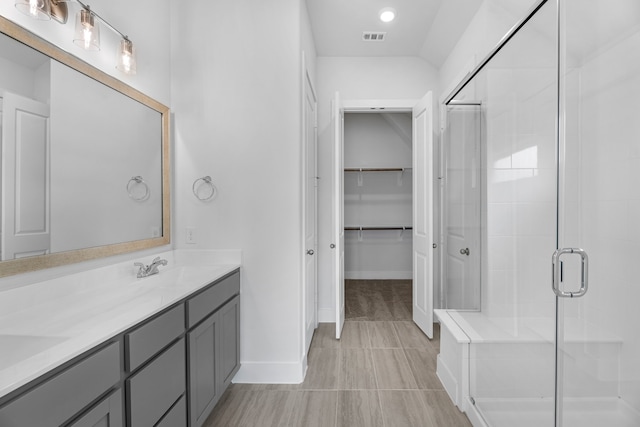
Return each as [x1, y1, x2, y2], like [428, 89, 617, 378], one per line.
[344, 167, 412, 172]
[345, 226, 413, 231]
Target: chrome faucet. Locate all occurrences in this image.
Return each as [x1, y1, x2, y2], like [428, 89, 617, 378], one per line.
[134, 257, 168, 278]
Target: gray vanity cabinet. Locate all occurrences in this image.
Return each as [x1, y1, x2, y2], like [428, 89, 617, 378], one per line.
[67, 389, 123, 427]
[0, 268, 240, 427]
[187, 272, 240, 427]
[0, 341, 121, 427]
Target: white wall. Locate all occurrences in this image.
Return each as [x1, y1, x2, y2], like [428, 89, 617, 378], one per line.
[439, 0, 540, 99]
[0, 56, 38, 99]
[344, 113, 413, 280]
[316, 56, 438, 321]
[170, 0, 311, 383]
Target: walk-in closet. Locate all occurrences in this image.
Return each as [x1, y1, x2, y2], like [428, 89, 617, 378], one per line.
[343, 112, 413, 321]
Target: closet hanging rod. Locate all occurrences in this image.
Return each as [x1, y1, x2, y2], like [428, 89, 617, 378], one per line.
[344, 167, 412, 172]
[345, 226, 413, 231]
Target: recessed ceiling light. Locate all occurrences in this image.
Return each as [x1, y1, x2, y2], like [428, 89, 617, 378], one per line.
[379, 7, 396, 23]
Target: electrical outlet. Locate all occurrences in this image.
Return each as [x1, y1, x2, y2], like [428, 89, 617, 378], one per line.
[186, 227, 196, 244]
[151, 226, 160, 238]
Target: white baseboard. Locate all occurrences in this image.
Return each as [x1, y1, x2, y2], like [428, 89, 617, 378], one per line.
[318, 308, 335, 323]
[465, 398, 489, 427]
[232, 360, 305, 384]
[345, 271, 412, 280]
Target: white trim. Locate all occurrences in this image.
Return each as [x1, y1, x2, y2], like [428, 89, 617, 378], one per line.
[465, 398, 490, 427]
[300, 50, 318, 368]
[342, 98, 418, 112]
[233, 361, 305, 384]
[345, 271, 412, 280]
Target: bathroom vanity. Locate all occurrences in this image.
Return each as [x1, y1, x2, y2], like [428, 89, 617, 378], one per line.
[0, 252, 240, 427]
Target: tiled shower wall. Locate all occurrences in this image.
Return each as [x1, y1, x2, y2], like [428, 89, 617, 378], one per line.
[570, 27, 640, 413]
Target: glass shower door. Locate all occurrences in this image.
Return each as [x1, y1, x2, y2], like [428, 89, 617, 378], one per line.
[557, 0, 640, 425]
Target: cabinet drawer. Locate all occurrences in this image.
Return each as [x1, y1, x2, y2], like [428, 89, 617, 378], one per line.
[125, 304, 185, 372]
[127, 338, 186, 427]
[0, 341, 121, 427]
[68, 389, 123, 427]
[156, 394, 187, 427]
[187, 271, 240, 328]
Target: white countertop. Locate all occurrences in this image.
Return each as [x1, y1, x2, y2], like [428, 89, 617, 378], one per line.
[0, 250, 241, 399]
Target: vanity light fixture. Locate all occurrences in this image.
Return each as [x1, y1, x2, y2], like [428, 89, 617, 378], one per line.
[15, 0, 51, 21]
[117, 37, 137, 75]
[15, 0, 137, 75]
[15, 0, 68, 23]
[74, 0, 137, 75]
[73, 5, 99, 50]
[379, 7, 396, 23]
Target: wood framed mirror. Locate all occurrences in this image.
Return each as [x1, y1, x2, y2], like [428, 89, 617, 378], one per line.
[0, 16, 170, 278]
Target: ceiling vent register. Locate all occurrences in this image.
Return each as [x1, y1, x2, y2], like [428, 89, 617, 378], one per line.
[362, 32, 386, 41]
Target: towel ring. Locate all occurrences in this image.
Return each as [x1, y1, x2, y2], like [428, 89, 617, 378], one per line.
[193, 176, 217, 201]
[127, 176, 150, 201]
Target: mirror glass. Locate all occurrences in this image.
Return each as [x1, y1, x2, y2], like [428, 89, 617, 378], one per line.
[0, 17, 170, 277]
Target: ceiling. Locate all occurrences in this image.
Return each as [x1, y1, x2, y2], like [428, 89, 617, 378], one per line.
[305, 0, 484, 69]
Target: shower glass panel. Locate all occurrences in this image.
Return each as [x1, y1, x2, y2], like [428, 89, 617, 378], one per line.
[447, 1, 558, 425]
[557, 0, 640, 425]
[443, 104, 481, 310]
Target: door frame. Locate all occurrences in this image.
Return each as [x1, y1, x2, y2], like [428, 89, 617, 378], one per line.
[301, 52, 318, 361]
[333, 97, 436, 338]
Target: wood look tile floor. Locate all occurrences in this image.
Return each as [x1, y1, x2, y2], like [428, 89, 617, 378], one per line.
[204, 280, 472, 427]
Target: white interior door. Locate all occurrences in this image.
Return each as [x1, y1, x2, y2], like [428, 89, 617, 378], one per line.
[303, 67, 318, 353]
[1, 92, 50, 260]
[412, 92, 434, 338]
[332, 92, 345, 339]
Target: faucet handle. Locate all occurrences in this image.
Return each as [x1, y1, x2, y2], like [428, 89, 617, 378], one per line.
[151, 257, 161, 263]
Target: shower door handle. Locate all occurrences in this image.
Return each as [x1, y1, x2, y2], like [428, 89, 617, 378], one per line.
[552, 248, 589, 298]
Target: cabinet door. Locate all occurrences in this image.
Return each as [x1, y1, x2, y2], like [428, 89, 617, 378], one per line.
[218, 296, 240, 391]
[188, 311, 220, 427]
[68, 389, 123, 427]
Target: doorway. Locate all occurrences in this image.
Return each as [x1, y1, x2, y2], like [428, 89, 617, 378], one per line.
[332, 94, 434, 340]
[343, 112, 413, 321]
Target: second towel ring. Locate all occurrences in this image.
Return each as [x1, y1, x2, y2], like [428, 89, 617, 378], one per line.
[127, 176, 150, 201]
[193, 176, 217, 201]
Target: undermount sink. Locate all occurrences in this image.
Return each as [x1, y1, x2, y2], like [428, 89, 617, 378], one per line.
[0, 335, 68, 368]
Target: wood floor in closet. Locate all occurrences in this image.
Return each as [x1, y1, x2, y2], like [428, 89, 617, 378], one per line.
[205, 279, 471, 427]
[345, 279, 412, 321]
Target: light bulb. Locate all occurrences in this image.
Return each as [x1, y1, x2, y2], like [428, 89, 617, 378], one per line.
[121, 52, 131, 72]
[29, 0, 38, 16]
[83, 27, 92, 49]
